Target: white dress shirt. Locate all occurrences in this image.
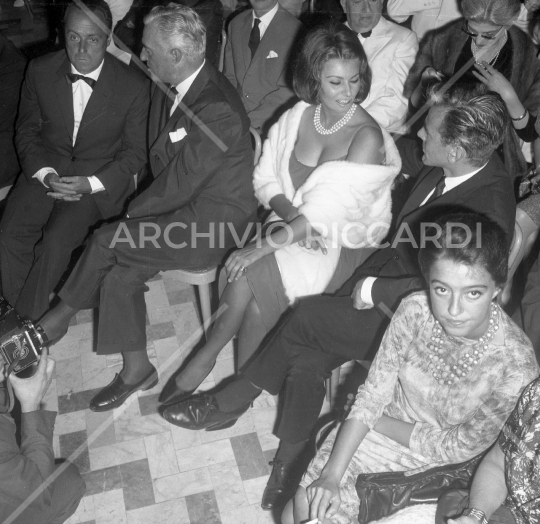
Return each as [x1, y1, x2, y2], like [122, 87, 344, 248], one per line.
[360, 164, 486, 306]
[170, 60, 206, 116]
[253, 2, 279, 40]
[34, 61, 105, 193]
[387, 0, 462, 42]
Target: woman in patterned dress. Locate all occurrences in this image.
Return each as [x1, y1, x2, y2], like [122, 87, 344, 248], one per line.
[437, 375, 540, 524]
[282, 212, 539, 524]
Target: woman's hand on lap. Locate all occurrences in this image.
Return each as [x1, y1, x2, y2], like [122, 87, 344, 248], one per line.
[307, 476, 341, 522]
[225, 243, 269, 282]
[298, 233, 327, 254]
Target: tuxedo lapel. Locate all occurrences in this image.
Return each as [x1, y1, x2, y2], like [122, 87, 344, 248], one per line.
[75, 55, 114, 147]
[362, 17, 392, 61]
[397, 166, 442, 224]
[53, 55, 75, 143]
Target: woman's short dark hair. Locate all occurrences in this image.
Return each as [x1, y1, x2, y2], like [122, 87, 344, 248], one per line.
[293, 23, 372, 105]
[418, 211, 509, 288]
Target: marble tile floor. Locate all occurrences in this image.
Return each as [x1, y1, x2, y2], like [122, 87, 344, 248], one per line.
[43, 271, 343, 524]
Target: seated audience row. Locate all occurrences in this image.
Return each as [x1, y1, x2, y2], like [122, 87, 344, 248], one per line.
[3, 0, 540, 521]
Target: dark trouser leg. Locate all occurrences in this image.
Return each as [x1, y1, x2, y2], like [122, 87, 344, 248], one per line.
[521, 252, 540, 365]
[15, 194, 102, 320]
[0, 177, 54, 305]
[44, 462, 86, 524]
[60, 216, 232, 355]
[436, 490, 516, 524]
[244, 295, 388, 444]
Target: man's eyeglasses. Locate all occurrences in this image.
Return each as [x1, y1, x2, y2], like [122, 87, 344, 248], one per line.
[461, 21, 504, 41]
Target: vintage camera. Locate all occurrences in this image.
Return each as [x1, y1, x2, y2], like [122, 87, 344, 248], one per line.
[0, 297, 45, 374]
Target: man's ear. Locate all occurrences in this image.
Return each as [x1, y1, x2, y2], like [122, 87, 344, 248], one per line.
[448, 145, 466, 164]
[171, 48, 183, 64]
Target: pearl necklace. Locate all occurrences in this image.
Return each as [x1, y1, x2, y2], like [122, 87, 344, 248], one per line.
[427, 303, 499, 386]
[472, 31, 507, 66]
[313, 103, 357, 135]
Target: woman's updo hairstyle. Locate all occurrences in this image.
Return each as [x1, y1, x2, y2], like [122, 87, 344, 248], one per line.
[418, 211, 509, 289]
[293, 22, 372, 105]
[462, 0, 521, 27]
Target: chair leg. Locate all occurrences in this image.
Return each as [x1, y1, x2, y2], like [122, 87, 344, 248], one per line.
[326, 366, 341, 404]
[198, 283, 212, 340]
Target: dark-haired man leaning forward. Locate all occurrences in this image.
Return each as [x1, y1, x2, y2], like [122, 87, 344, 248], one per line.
[35, 4, 257, 412]
[0, 0, 149, 321]
[163, 86, 517, 510]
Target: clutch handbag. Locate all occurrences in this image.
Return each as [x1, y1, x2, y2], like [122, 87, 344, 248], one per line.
[355, 451, 486, 523]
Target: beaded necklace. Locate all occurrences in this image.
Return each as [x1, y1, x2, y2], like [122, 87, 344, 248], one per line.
[472, 31, 507, 66]
[427, 303, 499, 386]
[313, 103, 357, 135]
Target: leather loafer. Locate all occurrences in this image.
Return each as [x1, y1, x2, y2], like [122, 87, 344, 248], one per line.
[161, 395, 250, 431]
[158, 379, 195, 406]
[90, 366, 158, 412]
[261, 459, 301, 511]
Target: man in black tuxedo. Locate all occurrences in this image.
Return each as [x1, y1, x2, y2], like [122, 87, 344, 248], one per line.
[0, 0, 149, 321]
[38, 4, 257, 412]
[163, 85, 516, 509]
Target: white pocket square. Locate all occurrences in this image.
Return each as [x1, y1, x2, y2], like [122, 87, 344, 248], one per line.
[266, 50, 278, 59]
[169, 128, 187, 143]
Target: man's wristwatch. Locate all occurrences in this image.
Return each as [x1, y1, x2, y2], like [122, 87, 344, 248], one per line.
[462, 508, 488, 524]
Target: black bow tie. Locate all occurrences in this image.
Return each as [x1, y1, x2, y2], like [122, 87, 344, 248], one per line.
[360, 30, 372, 38]
[66, 73, 96, 89]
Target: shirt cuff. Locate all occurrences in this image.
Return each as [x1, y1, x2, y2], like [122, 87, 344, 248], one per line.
[360, 277, 377, 307]
[33, 168, 58, 188]
[88, 176, 105, 194]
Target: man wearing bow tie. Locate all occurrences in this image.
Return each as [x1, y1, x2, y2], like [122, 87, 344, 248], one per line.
[224, 0, 303, 137]
[36, 4, 257, 413]
[0, 0, 149, 321]
[342, 0, 418, 134]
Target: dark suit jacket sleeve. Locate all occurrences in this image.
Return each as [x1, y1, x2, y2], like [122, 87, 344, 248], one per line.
[16, 61, 55, 183]
[91, 77, 149, 195]
[0, 410, 57, 520]
[372, 275, 424, 314]
[129, 98, 247, 217]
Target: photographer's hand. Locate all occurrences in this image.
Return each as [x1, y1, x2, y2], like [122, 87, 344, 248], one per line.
[10, 348, 55, 413]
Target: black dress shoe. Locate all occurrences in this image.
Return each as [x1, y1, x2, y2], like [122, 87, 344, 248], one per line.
[158, 379, 195, 406]
[261, 460, 300, 511]
[161, 395, 250, 431]
[90, 366, 158, 412]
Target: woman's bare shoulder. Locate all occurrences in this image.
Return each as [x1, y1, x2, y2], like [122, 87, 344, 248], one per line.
[346, 116, 385, 164]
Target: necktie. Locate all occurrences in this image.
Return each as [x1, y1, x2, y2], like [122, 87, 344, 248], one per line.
[66, 73, 96, 89]
[424, 175, 446, 205]
[249, 18, 261, 61]
[360, 30, 372, 38]
[166, 84, 178, 115]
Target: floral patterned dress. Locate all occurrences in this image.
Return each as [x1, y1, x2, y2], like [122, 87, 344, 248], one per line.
[300, 292, 539, 524]
[499, 377, 540, 523]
